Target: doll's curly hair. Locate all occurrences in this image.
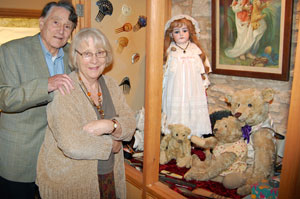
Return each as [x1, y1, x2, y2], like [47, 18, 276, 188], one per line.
[163, 18, 208, 67]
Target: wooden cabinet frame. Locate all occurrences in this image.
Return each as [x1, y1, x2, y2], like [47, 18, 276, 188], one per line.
[74, 0, 300, 198]
[1, 0, 299, 198]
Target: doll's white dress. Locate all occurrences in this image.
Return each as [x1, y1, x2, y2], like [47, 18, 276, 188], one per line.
[162, 42, 212, 138]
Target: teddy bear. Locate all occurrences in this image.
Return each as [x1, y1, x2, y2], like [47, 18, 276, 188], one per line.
[160, 124, 192, 168]
[224, 88, 276, 195]
[133, 107, 145, 151]
[184, 116, 248, 189]
[250, 0, 269, 30]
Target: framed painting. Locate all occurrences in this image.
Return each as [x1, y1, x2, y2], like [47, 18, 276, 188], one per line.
[0, 8, 40, 45]
[212, 0, 293, 81]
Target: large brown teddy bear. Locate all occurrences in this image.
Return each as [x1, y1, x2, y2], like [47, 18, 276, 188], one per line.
[225, 88, 276, 195]
[184, 116, 248, 189]
[160, 124, 192, 168]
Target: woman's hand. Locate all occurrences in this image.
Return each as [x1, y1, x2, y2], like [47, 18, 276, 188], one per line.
[112, 140, 122, 153]
[83, 119, 122, 137]
[83, 119, 112, 135]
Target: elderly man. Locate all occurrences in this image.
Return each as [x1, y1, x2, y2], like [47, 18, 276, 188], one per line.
[0, 1, 78, 198]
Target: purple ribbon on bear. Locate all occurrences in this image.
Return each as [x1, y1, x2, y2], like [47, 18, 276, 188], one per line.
[242, 125, 252, 143]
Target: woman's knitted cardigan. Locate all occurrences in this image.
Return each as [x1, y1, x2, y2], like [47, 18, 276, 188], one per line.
[36, 71, 136, 199]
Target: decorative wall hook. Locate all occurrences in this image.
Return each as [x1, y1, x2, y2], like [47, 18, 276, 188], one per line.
[119, 77, 131, 94]
[133, 16, 147, 32]
[121, 4, 132, 16]
[95, 0, 113, 22]
[131, 53, 140, 64]
[117, 37, 129, 53]
[115, 23, 132, 34]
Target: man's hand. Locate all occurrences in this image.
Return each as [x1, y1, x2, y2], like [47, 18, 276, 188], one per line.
[48, 74, 74, 95]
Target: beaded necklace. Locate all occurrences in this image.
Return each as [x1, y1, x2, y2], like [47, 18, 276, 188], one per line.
[175, 41, 190, 53]
[77, 72, 105, 119]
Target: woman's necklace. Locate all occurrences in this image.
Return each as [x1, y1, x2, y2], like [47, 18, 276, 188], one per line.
[77, 72, 105, 119]
[175, 41, 189, 53]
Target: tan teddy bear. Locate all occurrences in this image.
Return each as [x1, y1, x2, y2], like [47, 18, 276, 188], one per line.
[224, 88, 276, 196]
[184, 116, 248, 189]
[160, 124, 192, 168]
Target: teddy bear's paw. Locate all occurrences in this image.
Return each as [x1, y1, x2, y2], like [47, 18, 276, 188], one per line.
[191, 154, 202, 166]
[184, 168, 207, 181]
[184, 156, 192, 168]
[223, 172, 246, 189]
[177, 156, 191, 168]
[193, 173, 209, 181]
[225, 152, 237, 163]
[183, 169, 194, 180]
[237, 184, 251, 196]
[159, 151, 168, 165]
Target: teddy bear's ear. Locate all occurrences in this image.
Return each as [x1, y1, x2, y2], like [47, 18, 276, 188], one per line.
[185, 127, 191, 135]
[224, 94, 232, 106]
[168, 124, 174, 131]
[262, 88, 275, 103]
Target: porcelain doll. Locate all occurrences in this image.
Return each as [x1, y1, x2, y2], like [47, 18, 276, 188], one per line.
[162, 15, 212, 138]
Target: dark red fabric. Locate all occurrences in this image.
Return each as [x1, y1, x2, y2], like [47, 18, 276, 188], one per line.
[130, 148, 244, 199]
[98, 172, 116, 199]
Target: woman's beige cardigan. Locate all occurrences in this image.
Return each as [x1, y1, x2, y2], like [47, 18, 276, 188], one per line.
[36, 71, 136, 199]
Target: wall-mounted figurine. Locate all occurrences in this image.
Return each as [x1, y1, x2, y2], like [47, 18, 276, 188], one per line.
[133, 16, 147, 32]
[95, 0, 113, 22]
[117, 37, 129, 53]
[115, 23, 132, 33]
[119, 77, 131, 94]
[121, 4, 132, 16]
[131, 53, 140, 64]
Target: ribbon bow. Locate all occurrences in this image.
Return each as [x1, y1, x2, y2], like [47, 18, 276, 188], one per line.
[241, 125, 252, 144]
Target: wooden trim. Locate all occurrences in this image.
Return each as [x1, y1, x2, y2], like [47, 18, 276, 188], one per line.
[72, 0, 91, 36]
[143, 0, 166, 189]
[0, 8, 41, 18]
[125, 163, 143, 189]
[145, 182, 186, 199]
[278, 13, 300, 198]
[83, 0, 91, 28]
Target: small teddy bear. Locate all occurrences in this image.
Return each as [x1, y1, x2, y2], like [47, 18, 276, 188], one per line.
[225, 88, 276, 196]
[184, 116, 248, 190]
[160, 124, 192, 168]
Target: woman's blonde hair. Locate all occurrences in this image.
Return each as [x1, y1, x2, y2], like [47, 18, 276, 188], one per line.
[69, 28, 113, 71]
[163, 18, 207, 65]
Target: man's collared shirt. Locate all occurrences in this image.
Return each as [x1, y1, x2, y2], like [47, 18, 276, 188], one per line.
[39, 34, 64, 76]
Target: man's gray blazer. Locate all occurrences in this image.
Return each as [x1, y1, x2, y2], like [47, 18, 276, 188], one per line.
[0, 34, 71, 182]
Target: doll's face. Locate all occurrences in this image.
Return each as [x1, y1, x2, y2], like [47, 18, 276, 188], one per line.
[171, 24, 190, 45]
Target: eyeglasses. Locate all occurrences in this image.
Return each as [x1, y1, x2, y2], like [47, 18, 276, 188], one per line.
[75, 49, 107, 59]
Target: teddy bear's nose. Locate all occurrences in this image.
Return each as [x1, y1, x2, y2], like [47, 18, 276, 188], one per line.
[234, 112, 242, 118]
[213, 128, 218, 133]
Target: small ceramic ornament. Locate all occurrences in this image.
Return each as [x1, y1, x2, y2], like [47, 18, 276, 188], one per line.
[131, 53, 140, 64]
[95, 0, 113, 22]
[119, 77, 131, 94]
[133, 16, 147, 32]
[117, 37, 129, 53]
[121, 4, 132, 16]
[115, 23, 132, 33]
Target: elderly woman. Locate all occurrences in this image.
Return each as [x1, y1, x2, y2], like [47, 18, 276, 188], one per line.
[36, 28, 136, 199]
